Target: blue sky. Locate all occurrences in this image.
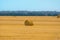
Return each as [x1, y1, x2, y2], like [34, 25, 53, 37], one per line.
[0, 0, 60, 11]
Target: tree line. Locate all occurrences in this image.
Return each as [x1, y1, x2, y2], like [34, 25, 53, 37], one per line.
[0, 11, 60, 16]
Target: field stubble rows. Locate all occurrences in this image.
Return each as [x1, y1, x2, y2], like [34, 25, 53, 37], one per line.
[0, 16, 60, 40]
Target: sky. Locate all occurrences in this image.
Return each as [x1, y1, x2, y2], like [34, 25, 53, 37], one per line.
[0, 0, 60, 11]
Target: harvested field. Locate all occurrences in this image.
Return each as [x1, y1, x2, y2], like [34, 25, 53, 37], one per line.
[0, 16, 60, 40]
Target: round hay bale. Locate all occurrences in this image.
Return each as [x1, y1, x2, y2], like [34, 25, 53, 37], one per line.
[24, 20, 33, 26]
[57, 14, 60, 18]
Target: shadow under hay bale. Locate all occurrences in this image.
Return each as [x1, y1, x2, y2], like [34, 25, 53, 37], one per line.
[24, 20, 33, 26]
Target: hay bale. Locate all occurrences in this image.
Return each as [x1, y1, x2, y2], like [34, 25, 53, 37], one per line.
[57, 14, 60, 18]
[24, 20, 33, 26]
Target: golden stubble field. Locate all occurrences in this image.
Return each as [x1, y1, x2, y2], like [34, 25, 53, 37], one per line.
[0, 16, 60, 40]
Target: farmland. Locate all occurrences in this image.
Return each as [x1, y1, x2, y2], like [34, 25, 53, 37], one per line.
[0, 16, 60, 40]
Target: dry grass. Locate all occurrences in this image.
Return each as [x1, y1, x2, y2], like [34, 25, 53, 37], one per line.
[0, 16, 60, 40]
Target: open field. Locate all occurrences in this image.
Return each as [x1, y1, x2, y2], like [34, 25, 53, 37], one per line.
[0, 16, 60, 40]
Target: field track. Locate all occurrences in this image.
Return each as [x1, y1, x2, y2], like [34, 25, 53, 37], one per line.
[0, 16, 60, 40]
